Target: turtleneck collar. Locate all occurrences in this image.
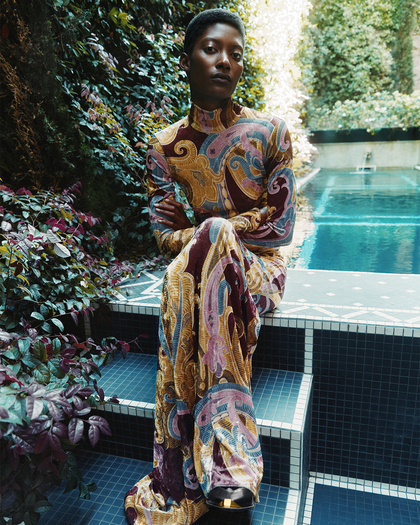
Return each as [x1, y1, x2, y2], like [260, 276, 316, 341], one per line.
[189, 98, 242, 133]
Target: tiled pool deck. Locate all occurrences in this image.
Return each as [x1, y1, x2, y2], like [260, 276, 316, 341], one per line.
[113, 268, 420, 328]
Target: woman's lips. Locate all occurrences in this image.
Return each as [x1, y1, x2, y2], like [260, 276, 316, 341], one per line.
[211, 74, 231, 83]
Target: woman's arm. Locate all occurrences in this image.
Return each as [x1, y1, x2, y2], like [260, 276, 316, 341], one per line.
[228, 119, 296, 253]
[147, 139, 195, 255]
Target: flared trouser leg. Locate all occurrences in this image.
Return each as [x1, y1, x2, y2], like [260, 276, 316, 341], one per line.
[125, 218, 287, 525]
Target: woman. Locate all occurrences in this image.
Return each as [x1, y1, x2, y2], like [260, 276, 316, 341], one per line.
[125, 9, 296, 525]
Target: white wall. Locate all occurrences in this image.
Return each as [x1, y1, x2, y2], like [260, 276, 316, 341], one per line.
[313, 140, 420, 169]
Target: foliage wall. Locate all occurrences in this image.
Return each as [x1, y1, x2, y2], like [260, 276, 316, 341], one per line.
[298, 0, 420, 126]
[1, 0, 266, 258]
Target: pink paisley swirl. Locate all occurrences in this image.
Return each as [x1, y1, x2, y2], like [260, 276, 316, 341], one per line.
[210, 390, 259, 448]
[241, 177, 264, 192]
[202, 334, 228, 377]
[202, 252, 233, 376]
[205, 123, 270, 160]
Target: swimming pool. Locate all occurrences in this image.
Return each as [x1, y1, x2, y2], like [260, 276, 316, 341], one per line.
[286, 168, 420, 274]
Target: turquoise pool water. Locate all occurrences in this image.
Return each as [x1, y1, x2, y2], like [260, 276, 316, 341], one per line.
[288, 168, 420, 274]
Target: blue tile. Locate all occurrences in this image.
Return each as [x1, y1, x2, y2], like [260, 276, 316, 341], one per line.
[38, 451, 291, 525]
[312, 330, 420, 487]
[38, 451, 151, 525]
[310, 484, 420, 525]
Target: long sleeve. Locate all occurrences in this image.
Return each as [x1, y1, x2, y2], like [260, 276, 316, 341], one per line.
[229, 120, 296, 254]
[147, 138, 196, 255]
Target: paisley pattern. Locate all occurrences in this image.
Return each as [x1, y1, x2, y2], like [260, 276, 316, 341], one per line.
[125, 100, 296, 524]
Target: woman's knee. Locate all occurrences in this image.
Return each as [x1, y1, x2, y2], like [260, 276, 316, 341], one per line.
[198, 217, 235, 244]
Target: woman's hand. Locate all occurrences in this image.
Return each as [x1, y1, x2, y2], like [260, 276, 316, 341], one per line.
[155, 199, 192, 231]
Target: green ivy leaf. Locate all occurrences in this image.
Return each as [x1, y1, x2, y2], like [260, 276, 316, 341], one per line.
[22, 354, 41, 368]
[42, 322, 52, 334]
[91, 354, 105, 368]
[32, 501, 53, 514]
[51, 318, 64, 332]
[40, 304, 49, 318]
[3, 346, 21, 360]
[33, 341, 47, 362]
[18, 339, 30, 355]
[48, 360, 66, 379]
[8, 362, 21, 375]
[23, 510, 39, 525]
[52, 338, 62, 355]
[33, 363, 51, 384]
[12, 397, 26, 422]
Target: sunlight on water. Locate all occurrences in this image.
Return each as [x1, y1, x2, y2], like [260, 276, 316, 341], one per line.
[284, 169, 420, 274]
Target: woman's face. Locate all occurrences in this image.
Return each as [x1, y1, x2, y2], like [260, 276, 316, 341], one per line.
[180, 23, 244, 111]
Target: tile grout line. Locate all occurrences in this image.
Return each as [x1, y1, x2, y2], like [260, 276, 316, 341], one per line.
[304, 327, 313, 375]
[301, 477, 315, 525]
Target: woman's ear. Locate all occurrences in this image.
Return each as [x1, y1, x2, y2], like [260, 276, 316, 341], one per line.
[179, 52, 190, 74]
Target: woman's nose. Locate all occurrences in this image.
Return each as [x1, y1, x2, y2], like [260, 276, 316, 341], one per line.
[216, 51, 230, 69]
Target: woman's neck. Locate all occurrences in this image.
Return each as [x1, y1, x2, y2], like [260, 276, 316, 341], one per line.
[189, 98, 241, 133]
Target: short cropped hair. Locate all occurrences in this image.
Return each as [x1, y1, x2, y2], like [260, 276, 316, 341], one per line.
[183, 9, 246, 55]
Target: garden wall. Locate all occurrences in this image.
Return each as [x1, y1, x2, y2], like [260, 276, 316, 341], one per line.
[310, 127, 420, 169]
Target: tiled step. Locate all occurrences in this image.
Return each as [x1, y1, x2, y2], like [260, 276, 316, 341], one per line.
[92, 353, 313, 492]
[37, 451, 420, 525]
[303, 477, 420, 525]
[38, 451, 302, 525]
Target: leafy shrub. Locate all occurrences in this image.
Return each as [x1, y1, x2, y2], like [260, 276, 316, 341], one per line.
[0, 182, 138, 524]
[307, 90, 420, 132]
[0, 182, 135, 332]
[69, 23, 188, 256]
[0, 329, 114, 524]
[298, 0, 418, 123]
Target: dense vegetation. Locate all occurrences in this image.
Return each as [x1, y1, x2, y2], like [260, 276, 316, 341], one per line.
[298, 0, 420, 127]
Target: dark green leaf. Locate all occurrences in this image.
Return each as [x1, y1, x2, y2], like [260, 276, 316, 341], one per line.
[33, 341, 47, 362]
[3, 346, 21, 360]
[31, 312, 45, 321]
[52, 338, 61, 355]
[18, 339, 30, 355]
[48, 360, 66, 379]
[32, 501, 53, 513]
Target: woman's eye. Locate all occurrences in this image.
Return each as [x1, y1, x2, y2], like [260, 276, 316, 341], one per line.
[232, 53, 242, 60]
[204, 46, 216, 53]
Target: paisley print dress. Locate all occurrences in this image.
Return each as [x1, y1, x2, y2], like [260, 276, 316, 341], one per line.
[124, 99, 296, 524]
